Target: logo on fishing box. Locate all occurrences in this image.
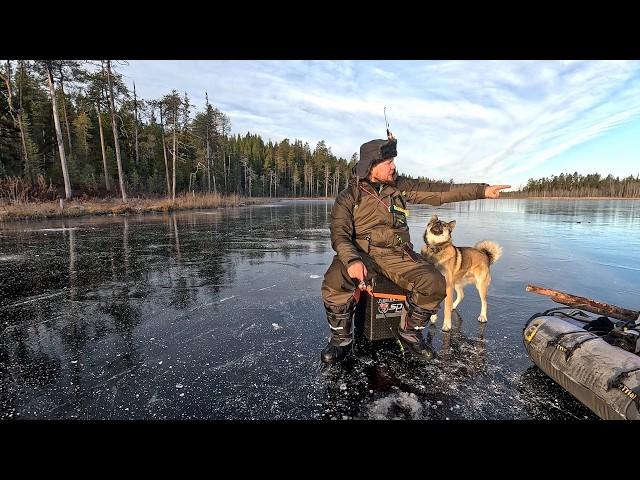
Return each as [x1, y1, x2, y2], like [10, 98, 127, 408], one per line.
[377, 298, 403, 315]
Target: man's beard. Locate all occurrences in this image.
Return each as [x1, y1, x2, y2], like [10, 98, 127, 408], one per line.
[377, 172, 397, 185]
[368, 171, 397, 185]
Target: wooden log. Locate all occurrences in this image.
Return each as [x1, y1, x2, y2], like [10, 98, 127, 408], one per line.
[526, 284, 639, 322]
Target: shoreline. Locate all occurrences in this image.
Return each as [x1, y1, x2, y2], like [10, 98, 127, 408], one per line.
[1, 195, 638, 222]
[0, 194, 273, 222]
[500, 195, 639, 200]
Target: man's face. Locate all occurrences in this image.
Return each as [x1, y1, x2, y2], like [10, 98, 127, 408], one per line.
[369, 158, 396, 184]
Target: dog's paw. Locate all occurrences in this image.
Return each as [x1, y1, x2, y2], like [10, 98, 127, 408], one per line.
[441, 323, 451, 332]
[477, 315, 487, 323]
[430, 314, 438, 324]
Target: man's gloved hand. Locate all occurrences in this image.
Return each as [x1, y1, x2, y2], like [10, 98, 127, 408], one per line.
[347, 261, 367, 289]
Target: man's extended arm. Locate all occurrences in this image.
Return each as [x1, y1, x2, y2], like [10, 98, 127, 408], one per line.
[395, 176, 488, 205]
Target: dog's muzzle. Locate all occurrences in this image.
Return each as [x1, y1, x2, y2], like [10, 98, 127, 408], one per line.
[429, 224, 443, 235]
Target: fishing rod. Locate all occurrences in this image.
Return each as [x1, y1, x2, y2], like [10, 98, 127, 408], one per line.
[384, 106, 394, 140]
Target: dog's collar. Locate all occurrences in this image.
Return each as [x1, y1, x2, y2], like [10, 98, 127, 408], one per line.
[425, 241, 451, 254]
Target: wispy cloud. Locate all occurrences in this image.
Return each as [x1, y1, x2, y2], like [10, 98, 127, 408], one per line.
[119, 60, 640, 186]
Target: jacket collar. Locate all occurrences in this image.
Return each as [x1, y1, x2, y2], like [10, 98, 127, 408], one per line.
[361, 178, 396, 196]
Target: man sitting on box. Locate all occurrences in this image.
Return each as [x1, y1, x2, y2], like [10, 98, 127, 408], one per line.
[320, 131, 509, 364]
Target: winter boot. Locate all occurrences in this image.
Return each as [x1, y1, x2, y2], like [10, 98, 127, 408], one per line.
[321, 300, 355, 364]
[397, 297, 437, 360]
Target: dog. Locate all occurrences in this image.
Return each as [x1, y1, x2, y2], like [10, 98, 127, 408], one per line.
[420, 215, 502, 332]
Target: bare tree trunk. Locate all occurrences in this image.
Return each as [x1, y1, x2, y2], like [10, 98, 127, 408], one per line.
[206, 132, 211, 193]
[17, 61, 33, 181]
[222, 149, 227, 193]
[106, 60, 127, 202]
[46, 63, 72, 199]
[58, 65, 74, 163]
[133, 82, 139, 166]
[158, 105, 171, 195]
[1, 61, 32, 182]
[172, 109, 177, 201]
[324, 163, 329, 198]
[95, 103, 110, 191]
[17, 103, 30, 181]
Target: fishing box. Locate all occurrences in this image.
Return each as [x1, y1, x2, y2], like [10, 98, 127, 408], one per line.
[359, 275, 408, 341]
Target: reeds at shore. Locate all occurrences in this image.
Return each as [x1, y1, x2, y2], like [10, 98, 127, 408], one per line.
[0, 193, 266, 222]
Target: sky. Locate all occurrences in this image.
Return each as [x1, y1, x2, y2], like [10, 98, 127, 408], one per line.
[117, 60, 640, 189]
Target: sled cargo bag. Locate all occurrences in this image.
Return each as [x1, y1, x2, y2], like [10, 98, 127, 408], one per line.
[523, 312, 640, 420]
[364, 275, 408, 341]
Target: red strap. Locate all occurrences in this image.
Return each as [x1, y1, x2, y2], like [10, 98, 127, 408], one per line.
[359, 184, 389, 212]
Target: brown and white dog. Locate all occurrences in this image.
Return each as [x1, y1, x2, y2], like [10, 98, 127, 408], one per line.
[421, 215, 502, 332]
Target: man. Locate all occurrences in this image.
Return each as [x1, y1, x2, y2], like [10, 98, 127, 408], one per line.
[320, 132, 510, 364]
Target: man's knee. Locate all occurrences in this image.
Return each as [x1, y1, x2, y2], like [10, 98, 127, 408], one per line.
[415, 268, 446, 301]
[321, 256, 355, 305]
[432, 270, 446, 298]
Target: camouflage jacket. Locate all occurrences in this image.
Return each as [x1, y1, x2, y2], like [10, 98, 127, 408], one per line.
[329, 175, 487, 266]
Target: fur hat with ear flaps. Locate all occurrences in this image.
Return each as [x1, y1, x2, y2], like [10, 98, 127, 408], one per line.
[355, 138, 397, 178]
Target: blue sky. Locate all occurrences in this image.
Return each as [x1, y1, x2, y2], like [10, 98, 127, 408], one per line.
[118, 60, 640, 189]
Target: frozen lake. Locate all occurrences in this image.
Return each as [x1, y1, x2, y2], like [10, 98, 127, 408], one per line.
[1, 198, 639, 419]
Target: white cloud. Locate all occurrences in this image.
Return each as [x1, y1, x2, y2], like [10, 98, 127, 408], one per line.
[118, 60, 640, 186]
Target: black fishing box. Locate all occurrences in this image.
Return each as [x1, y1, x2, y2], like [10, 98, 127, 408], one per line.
[361, 275, 408, 341]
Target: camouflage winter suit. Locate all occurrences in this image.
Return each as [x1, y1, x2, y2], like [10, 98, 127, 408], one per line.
[321, 174, 487, 311]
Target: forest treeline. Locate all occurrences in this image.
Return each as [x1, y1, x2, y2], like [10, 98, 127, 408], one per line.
[505, 173, 640, 198]
[1, 60, 638, 203]
[0, 60, 358, 203]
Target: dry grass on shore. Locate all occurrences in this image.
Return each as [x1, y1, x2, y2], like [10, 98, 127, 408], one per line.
[0, 193, 266, 222]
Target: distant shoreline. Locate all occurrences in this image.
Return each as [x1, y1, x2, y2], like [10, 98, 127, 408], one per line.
[1, 195, 638, 222]
[500, 195, 639, 200]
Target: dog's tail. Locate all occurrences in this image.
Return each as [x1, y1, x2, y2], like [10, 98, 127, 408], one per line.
[474, 240, 502, 265]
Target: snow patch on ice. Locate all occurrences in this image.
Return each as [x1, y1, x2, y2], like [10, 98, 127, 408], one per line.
[35, 227, 79, 232]
[0, 254, 25, 262]
[368, 392, 423, 420]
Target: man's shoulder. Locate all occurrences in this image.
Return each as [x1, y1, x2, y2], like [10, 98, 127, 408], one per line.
[336, 183, 357, 202]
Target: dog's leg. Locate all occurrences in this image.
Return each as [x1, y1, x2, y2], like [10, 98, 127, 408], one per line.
[452, 284, 464, 310]
[442, 280, 454, 332]
[476, 274, 490, 323]
[430, 312, 438, 324]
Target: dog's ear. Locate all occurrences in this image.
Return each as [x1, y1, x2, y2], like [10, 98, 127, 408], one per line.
[430, 214, 438, 223]
[448, 220, 456, 230]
